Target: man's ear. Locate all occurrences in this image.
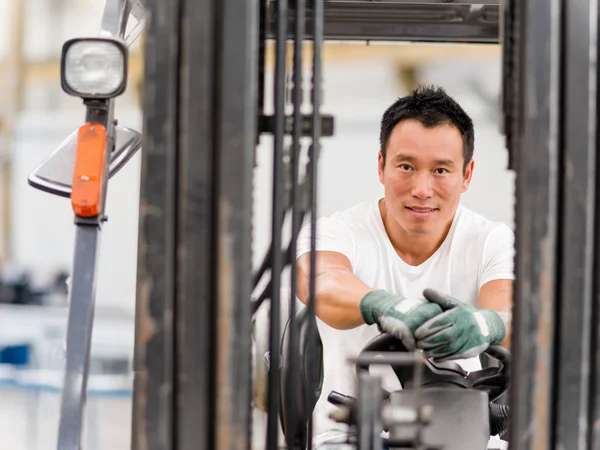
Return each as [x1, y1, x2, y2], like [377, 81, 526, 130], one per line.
[461, 159, 475, 192]
[378, 151, 385, 184]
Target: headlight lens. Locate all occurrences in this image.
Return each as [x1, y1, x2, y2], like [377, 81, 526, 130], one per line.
[62, 39, 127, 98]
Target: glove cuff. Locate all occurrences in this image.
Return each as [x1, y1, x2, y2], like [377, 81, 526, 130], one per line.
[359, 289, 396, 325]
[480, 309, 507, 345]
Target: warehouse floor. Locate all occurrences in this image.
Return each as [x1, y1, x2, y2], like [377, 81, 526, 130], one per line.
[0, 388, 277, 450]
[0, 388, 131, 450]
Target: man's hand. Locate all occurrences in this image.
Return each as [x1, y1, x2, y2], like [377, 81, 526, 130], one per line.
[414, 288, 506, 362]
[359, 290, 443, 350]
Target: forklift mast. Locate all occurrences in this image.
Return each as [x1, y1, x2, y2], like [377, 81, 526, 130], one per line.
[121, 0, 600, 449]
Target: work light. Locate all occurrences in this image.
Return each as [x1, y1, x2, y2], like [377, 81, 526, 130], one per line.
[61, 37, 128, 99]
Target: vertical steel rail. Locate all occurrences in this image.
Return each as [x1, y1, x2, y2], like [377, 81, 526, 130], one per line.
[306, 1, 324, 449]
[553, 0, 598, 448]
[266, 0, 288, 448]
[252, 0, 269, 294]
[58, 223, 104, 450]
[135, 0, 258, 448]
[175, 0, 214, 443]
[592, 14, 600, 439]
[132, 0, 180, 447]
[356, 374, 383, 450]
[593, 5, 600, 433]
[57, 2, 132, 449]
[212, 0, 258, 448]
[507, 0, 561, 447]
[500, 0, 520, 172]
[286, 0, 306, 448]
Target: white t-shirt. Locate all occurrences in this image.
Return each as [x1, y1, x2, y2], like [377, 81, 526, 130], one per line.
[295, 197, 515, 440]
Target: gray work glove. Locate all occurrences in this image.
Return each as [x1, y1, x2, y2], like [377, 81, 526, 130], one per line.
[415, 289, 506, 362]
[359, 290, 444, 350]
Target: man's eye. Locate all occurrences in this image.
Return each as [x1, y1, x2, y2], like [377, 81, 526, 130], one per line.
[399, 164, 412, 171]
[434, 168, 448, 174]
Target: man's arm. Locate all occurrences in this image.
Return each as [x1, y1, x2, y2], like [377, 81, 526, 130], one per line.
[296, 250, 445, 352]
[479, 279, 513, 349]
[296, 250, 374, 329]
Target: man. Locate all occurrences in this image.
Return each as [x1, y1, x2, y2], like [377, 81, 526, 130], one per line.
[295, 85, 514, 447]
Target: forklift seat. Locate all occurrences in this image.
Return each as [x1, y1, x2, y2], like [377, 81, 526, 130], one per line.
[251, 288, 324, 449]
[279, 306, 324, 448]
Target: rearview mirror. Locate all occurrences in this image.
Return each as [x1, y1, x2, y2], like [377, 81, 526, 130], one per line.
[28, 125, 142, 198]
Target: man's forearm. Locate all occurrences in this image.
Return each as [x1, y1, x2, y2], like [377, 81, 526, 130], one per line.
[297, 267, 374, 330]
[478, 280, 513, 350]
[490, 294, 512, 349]
[497, 309, 512, 349]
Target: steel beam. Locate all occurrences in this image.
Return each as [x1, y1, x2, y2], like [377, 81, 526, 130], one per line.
[266, 0, 288, 447]
[210, 0, 257, 448]
[508, 0, 600, 449]
[554, 0, 598, 448]
[131, 0, 180, 447]
[174, 0, 218, 447]
[266, 1, 500, 43]
[507, 0, 560, 447]
[133, 0, 256, 449]
[57, 225, 102, 450]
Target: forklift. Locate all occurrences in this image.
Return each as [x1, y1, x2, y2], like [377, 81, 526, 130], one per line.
[27, 0, 600, 449]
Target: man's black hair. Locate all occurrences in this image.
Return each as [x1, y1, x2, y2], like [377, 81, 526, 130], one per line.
[379, 85, 474, 170]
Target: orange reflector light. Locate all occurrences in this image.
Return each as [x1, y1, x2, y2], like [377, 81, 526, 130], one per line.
[71, 123, 108, 217]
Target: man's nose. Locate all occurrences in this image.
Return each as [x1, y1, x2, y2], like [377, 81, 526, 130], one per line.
[411, 172, 434, 199]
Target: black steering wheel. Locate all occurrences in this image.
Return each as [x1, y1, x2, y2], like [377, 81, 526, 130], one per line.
[328, 333, 511, 448]
[355, 333, 510, 403]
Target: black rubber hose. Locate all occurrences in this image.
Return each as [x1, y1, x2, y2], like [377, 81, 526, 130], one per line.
[327, 391, 355, 407]
[489, 403, 510, 437]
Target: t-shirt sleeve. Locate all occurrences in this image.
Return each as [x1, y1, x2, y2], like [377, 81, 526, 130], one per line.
[479, 223, 516, 289]
[295, 216, 356, 266]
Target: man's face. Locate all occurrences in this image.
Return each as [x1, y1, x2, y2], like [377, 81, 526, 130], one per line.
[378, 119, 474, 237]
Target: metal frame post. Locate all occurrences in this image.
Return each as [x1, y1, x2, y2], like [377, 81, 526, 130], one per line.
[553, 0, 598, 448]
[508, 0, 600, 448]
[209, 0, 258, 447]
[131, 0, 180, 447]
[174, 0, 218, 447]
[266, 0, 288, 447]
[507, 0, 560, 446]
[133, 0, 257, 449]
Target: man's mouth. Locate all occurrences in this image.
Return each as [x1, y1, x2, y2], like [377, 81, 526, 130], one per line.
[406, 206, 437, 213]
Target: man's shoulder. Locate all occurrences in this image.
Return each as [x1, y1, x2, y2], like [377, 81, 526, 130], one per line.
[453, 205, 514, 244]
[295, 198, 382, 262]
[326, 198, 380, 226]
[298, 198, 380, 242]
